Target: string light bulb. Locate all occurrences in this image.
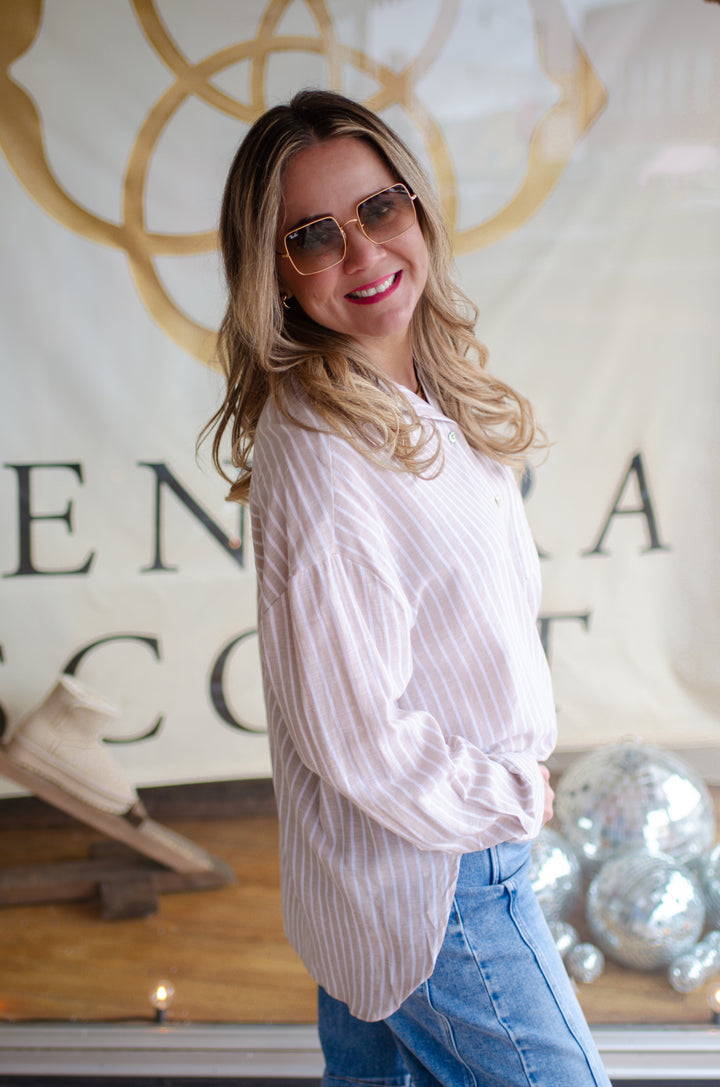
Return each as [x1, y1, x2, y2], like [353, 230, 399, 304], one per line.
[708, 982, 720, 1025]
[149, 981, 175, 1023]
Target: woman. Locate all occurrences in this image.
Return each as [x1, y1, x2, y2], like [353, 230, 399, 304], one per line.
[205, 90, 610, 1087]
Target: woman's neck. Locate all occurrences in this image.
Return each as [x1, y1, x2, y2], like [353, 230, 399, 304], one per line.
[362, 339, 416, 392]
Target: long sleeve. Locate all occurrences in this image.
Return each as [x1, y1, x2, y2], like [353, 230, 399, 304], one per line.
[260, 550, 546, 853]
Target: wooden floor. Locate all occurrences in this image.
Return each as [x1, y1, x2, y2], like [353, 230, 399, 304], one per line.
[0, 782, 717, 1027]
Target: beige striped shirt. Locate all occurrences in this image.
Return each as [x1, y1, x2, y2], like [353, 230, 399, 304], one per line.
[250, 384, 556, 1021]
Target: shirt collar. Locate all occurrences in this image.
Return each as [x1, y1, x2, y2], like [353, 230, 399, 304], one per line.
[393, 379, 452, 424]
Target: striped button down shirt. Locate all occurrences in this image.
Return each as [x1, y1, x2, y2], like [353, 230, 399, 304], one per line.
[249, 384, 557, 1021]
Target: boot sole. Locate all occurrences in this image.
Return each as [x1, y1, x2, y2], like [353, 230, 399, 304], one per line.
[4, 736, 136, 814]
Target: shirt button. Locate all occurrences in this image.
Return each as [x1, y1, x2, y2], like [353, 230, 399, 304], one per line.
[448, 431, 457, 443]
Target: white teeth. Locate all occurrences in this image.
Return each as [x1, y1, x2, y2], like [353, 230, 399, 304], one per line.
[349, 273, 396, 299]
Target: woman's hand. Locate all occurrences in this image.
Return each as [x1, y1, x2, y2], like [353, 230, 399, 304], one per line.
[539, 763, 554, 825]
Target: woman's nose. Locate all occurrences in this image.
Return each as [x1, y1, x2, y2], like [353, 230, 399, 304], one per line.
[341, 220, 381, 272]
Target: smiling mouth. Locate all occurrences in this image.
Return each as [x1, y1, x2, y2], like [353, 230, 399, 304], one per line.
[346, 272, 400, 302]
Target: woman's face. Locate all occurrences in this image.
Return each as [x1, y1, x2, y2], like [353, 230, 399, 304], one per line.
[277, 136, 429, 376]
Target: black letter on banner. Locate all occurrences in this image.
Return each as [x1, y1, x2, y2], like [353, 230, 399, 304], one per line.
[138, 462, 245, 572]
[3, 463, 95, 577]
[210, 631, 267, 733]
[63, 633, 163, 742]
[583, 452, 670, 557]
[538, 612, 591, 663]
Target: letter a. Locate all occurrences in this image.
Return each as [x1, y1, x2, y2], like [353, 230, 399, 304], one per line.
[583, 452, 670, 556]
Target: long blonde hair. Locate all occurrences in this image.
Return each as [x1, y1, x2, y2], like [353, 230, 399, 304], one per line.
[203, 90, 541, 504]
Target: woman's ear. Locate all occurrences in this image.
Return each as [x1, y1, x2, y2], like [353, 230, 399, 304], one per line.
[277, 274, 293, 304]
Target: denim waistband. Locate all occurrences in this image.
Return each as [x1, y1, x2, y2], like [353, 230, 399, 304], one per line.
[457, 839, 532, 890]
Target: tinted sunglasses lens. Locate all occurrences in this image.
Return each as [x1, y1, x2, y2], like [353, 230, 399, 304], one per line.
[359, 186, 416, 242]
[285, 218, 344, 274]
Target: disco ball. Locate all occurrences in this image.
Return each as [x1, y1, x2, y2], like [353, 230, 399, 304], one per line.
[668, 953, 705, 994]
[554, 740, 715, 874]
[549, 919, 580, 960]
[565, 942, 605, 984]
[668, 932, 720, 994]
[586, 850, 705, 970]
[699, 842, 720, 928]
[530, 828, 582, 921]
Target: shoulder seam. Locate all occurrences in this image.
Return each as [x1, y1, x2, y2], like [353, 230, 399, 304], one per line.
[258, 548, 406, 619]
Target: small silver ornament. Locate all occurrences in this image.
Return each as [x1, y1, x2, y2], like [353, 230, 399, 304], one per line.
[703, 930, 720, 953]
[700, 843, 720, 928]
[565, 942, 605, 983]
[668, 954, 705, 993]
[549, 919, 580, 960]
[586, 850, 705, 970]
[530, 828, 582, 921]
[668, 930, 720, 993]
[554, 740, 715, 874]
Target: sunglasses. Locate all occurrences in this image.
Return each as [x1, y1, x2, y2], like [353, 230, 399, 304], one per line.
[279, 183, 418, 276]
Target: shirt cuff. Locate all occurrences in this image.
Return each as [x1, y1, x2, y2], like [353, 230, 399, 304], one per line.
[494, 750, 546, 840]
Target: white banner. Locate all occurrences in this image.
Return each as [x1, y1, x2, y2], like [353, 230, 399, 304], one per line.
[1, 0, 719, 794]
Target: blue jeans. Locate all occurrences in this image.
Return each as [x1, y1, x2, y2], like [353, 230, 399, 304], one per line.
[318, 842, 610, 1087]
[319, 986, 411, 1087]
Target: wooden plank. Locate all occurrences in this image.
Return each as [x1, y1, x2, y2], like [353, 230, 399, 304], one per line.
[0, 778, 277, 828]
[0, 855, 156, 906]
[0, 751, 236, 878]
[100, 874, 158, 920]
[0, 850, 234, 912]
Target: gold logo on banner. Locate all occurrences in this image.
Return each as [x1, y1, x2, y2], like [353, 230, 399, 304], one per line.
[0, 0, 605, 365]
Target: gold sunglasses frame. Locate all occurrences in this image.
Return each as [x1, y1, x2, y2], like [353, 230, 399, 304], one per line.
[278, 184, 418, 276]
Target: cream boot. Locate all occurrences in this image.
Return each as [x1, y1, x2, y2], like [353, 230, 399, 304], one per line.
[4, 675, 140, 815]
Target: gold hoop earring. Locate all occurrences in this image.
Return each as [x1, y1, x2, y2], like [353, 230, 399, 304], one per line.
[281, 293, 291, 310]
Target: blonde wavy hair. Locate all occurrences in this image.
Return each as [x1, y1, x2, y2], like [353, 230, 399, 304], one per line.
[203, 90, 542, 504]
